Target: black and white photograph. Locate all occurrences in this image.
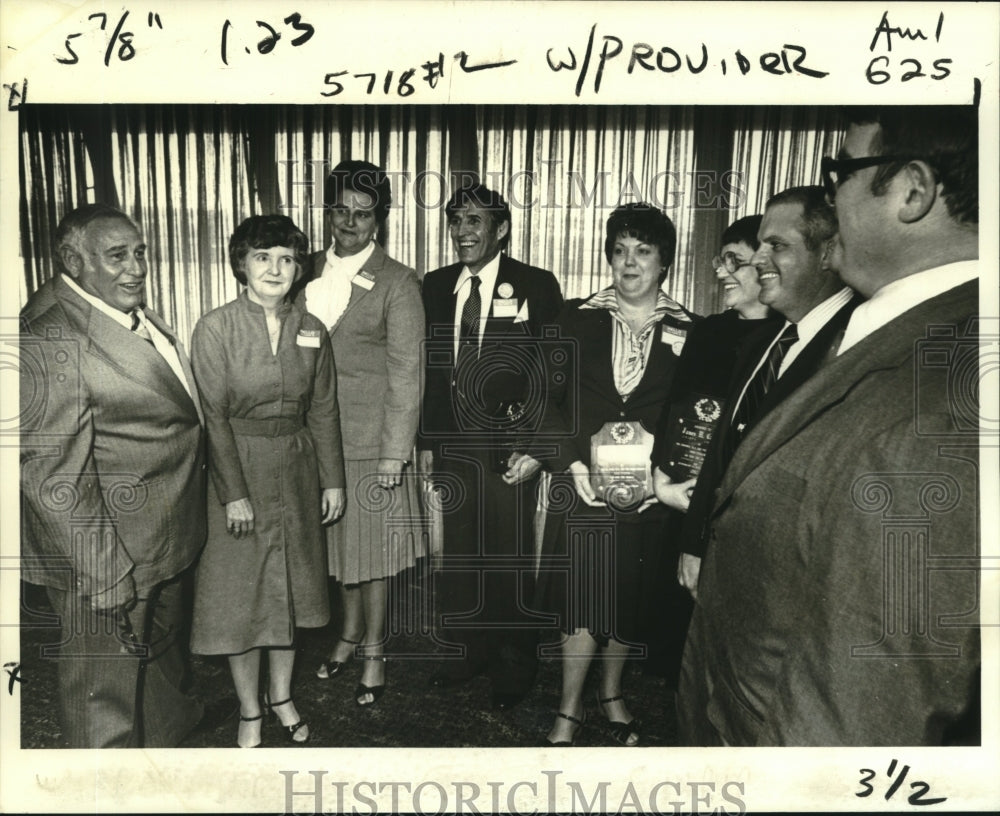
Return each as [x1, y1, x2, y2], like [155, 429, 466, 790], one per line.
[1, 1, 997, 813]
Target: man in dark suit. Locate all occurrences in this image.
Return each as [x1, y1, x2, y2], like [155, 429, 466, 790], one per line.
[418, 183, 562, 711]
[678, 106, 980, 745]
[20, 204, 207, 747]
[674, 186, 860, 600]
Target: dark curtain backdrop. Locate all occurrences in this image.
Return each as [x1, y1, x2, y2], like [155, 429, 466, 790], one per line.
[18, 104, 844, 344]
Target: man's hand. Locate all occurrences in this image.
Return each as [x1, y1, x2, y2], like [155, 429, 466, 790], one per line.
[417, 450, 434, 483]
[376, 458, 405, 489]
[502, 452, 542, 486]
[89, 573, 136, 612]
[677, 552, 702, 601]
[568, 460, 605, 507]
[321, 488, 346, 523]
[652, 466, 696, 512]
[225, 497, 255, 538]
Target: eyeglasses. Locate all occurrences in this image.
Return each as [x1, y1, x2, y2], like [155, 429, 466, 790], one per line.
[712, 252, 755, 275]
[821, 154, 918, 201]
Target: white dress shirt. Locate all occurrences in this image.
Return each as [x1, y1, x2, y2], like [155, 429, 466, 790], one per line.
[62, 274, 194, 399]
[838, 261, 978, 355]
[730, 286, 854, 422]
[451, 251, 502, 358]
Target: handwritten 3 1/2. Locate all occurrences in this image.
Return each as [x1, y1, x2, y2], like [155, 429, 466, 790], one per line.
[547, 23, 828, 96]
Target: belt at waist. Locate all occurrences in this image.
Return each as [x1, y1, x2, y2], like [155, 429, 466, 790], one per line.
[228, 416, 305, 437]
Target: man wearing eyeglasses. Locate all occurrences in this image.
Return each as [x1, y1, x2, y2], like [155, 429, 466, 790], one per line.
[679, 107, 980, 746]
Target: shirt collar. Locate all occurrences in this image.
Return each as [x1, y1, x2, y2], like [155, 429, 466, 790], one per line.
[62, 273, 137, 330]
[838, 260, 978, 355]
[581, 286, 688, 320]
[793, 286, 854, 345]
[453, 251, 502, 296]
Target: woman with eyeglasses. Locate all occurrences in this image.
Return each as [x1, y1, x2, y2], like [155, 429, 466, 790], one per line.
[650, 214, 782, 609]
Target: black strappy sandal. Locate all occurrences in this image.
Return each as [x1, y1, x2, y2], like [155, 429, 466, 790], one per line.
[316, 636, 362, 680]
[596, 693, 640, 746]
[264, 694, 309, 744]
[236, 712, 262, 748]
[541, 711, 587, 746]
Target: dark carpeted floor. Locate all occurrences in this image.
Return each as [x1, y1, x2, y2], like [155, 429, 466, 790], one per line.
[18, 566, 681, 749]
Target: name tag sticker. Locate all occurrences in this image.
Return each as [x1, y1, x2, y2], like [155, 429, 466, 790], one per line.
[353, 272, 375, 291]
[492, 298, 518, 318]
[297, 329, 322, 348]
[661, 326, 687, 355]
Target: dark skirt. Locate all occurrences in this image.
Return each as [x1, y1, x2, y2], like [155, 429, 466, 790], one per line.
[533, 473, 688, 652]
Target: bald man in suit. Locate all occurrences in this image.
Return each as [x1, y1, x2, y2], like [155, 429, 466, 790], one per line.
[20, 204, 206, 747]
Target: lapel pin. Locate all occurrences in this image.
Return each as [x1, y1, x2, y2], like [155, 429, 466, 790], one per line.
[497, 282, 514, 299]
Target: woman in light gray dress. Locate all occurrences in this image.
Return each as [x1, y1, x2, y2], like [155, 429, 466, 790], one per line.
[191, 214, 345, 747]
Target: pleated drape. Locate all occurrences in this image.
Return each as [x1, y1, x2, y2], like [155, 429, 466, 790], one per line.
[18, 104, 845, 343]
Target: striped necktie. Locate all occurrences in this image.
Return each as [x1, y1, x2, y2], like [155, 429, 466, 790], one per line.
[130, 310, 154, 343]
[457, 275, 482, 366]
[730, 322, 799, 444]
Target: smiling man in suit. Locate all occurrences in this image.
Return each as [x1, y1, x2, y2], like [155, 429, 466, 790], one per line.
[678, 106, 980, 745]
[674, 186, 861, 601]
[419, 183, 562, 711]
[20, 204, 206, 747]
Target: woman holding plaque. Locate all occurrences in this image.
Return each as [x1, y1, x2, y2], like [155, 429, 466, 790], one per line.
[297, 160, 426, 708]
[534, 202, 697, 746]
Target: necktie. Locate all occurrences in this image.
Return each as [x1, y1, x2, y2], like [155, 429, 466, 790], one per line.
[457, 275, 482, 366]
[131, 310, 154, 343]
[729, 322, 799, 444]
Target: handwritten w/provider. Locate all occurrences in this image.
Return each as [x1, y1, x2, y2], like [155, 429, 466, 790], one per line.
[546, 22, 829, 96]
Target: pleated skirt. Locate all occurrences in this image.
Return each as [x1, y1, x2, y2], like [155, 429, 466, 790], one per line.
[326, 459, 427, 584]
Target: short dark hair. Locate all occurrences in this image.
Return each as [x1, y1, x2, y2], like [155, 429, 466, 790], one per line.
[445, 184, 512, 248]
[844, 105, 977, 225]
[228, 214, 309, 285]
[604, 202, 677, 282]
[55, 204, 138, 268]
[720, 214, 763, 252]
[324, 159, 392, 224]
[765, 186, 838, 252]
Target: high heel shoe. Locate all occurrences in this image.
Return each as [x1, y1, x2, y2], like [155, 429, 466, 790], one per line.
[596, 692, 640, 746]
[354, 656, 387, 707]
[316, 636, 361, 679]
[541, 711, 586, 746]
[264, 693, 309, 744]
[236, 712, 262, 749]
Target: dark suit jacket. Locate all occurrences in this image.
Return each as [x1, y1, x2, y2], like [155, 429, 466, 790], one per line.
[298, 243, 424, 461]
[689, 279, 979, 745]
[679, 293, 862, 557]
[544, 295, 698, 475]
[419, 253, 563, 458]
[19, 275, 207, 595]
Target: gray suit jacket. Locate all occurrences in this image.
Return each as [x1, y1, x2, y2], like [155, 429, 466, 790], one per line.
[299, 243, 424, 460]
[690, 278, 980, 745]
[19, 275, 207, 595]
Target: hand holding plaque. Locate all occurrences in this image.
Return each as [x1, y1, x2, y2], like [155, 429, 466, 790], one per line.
[589, 421, 654, 511]
[659, 393, 725, 483]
